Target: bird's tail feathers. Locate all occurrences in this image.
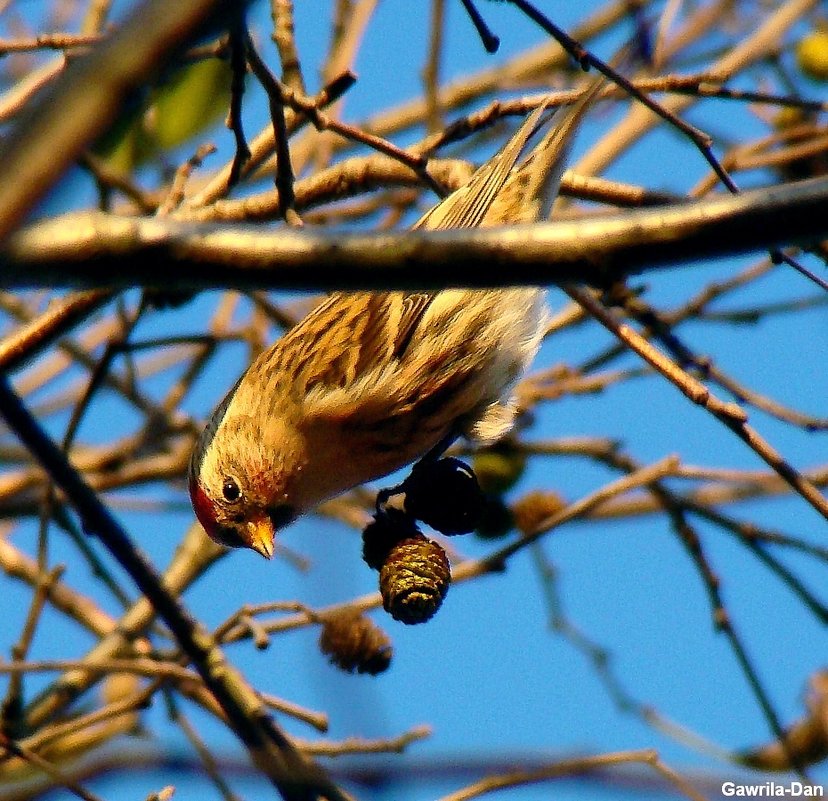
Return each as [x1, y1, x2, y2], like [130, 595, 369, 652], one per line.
[489, 74, 606, 225]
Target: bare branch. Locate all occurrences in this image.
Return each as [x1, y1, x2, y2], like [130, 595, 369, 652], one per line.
[3, 177, 827, 290]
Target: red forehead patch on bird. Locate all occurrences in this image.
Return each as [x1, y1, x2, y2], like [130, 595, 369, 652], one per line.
[189, 473, 218, 535]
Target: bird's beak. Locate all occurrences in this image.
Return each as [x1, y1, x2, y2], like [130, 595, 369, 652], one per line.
[245, 514, 275, 560]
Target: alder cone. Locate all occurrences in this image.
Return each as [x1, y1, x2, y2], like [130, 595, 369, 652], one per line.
[379, 536, 451, 624]
[512, 490, 567, 535]
[319, 609, 393, 675]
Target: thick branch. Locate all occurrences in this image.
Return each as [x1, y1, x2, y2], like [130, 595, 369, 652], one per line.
[0, 377, 346, 801]
[3, 177, 826, 290]
[0, 0, 248, 243]
[0, 290, 113, 373]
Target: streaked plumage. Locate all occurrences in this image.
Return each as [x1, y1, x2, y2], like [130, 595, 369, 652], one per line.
[189, 79, 603, 557]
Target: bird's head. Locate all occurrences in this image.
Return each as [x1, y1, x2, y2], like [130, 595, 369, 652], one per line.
[188, 409, 298, 559]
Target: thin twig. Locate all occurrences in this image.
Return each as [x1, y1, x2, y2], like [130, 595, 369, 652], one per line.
[566, 285, 828, 523]
[244, 30, 301, 223]
[226, 17, 251, 189]
[0, 732, 107, 801]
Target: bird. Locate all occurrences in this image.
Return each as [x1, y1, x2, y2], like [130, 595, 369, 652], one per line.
[189, 77, 604, 558]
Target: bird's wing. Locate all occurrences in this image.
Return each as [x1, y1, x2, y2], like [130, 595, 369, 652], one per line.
[389, 292, 435, 360]
[251, 79, 605, 436]
[285, 290, 479, 446]
[300, 314, 482, 452]
[256, 291, 435, 399]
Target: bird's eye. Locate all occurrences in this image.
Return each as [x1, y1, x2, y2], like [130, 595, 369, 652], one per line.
[222, 477, 242, 503]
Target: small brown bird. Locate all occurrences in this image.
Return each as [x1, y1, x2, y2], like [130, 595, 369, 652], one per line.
[189, 79, 603, 558]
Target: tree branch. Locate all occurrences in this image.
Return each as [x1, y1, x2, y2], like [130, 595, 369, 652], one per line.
[3, 177, 826, 290]
[0, 377, 347, 801]
[0, 0, 249, 243]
